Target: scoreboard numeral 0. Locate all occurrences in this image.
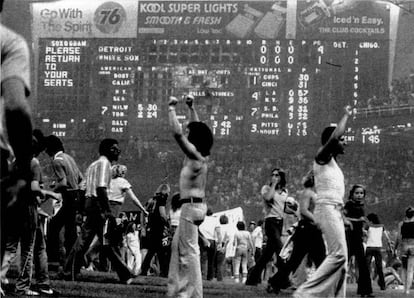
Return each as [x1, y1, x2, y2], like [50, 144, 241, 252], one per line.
[274, 56, 280, 64]
[99, 8, 121, 25]
[288, 56, 294, 64]
[260, 46, 267, 54]
[260, 56, 267, 64]
[274, 46, 281, 54]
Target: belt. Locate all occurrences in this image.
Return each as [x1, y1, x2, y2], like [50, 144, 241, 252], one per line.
[180, 197, 203, 204]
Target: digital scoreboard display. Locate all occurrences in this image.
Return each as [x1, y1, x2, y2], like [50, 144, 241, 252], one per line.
[33, 0, 391, 143]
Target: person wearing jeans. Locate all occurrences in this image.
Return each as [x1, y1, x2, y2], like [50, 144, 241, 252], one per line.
[245, 168, 288, 286]
[294, 106, 353, 298]
[166, 94, 213, 297]
[365, 213, 389, 291]
[268, 171, 326, 294]
[233, 221, 253, 283]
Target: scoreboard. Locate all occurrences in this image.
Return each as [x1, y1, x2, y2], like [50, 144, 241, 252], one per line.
[32, 0, 391, 143]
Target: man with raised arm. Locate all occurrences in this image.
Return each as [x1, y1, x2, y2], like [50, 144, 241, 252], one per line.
[167, 95, 214, 298]
[294, 106, 353, 298]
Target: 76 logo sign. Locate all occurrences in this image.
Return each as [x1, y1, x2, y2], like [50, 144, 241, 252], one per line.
[94, 2, 126, 34]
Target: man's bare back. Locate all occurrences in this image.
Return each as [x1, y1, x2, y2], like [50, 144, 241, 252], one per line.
[179, 157, 208, 199]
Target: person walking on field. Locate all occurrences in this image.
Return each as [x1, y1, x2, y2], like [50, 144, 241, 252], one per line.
[167, 94, 214, 298]
[344, 184, 374, 297]
[64, 139, 135, 284]
[245, 168, 290, 286]
[294, 106, 353, 298]
[267, 170, 326, 294]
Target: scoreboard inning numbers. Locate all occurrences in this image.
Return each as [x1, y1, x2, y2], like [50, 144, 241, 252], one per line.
[33, 0, 390, 143]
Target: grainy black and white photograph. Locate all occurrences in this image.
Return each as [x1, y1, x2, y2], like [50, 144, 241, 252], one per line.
[1, 0, 414, 297]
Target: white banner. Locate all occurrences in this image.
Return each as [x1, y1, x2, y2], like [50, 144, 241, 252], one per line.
[32, 0, 138, 38]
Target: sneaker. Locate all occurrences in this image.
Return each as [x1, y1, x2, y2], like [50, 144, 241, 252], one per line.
[121, 277, 135, 285]
[37, 286, 59, 296]
[234, 277, 240, 283]
[16, 289, 40, 296]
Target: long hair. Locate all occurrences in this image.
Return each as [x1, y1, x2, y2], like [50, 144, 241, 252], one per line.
[271, 168, 287, 190]
[303, 170, 314, 188]
[187, 122, 213, 157]
[126, 222, 136, 234]
[348, 184, 366, 200]
[321, 126, 336, 145]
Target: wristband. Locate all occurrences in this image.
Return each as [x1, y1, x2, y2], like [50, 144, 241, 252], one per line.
[168, 106, 176, 111]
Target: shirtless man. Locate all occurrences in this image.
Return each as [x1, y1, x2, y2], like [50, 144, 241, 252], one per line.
[166, 95, 213, 298]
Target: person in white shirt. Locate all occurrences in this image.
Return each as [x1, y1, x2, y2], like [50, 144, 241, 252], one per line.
[246, 168, 289, 286]
[216, 214, 230, 281]
[126, 222, 142, 276]
[108, 165, 147, 217]
[365, 213, 390, 291]
[233, 221, 254, 283]
[294, 106, 353, 298]
[199, 208, 220, 280]
[251, 220, 264, 264]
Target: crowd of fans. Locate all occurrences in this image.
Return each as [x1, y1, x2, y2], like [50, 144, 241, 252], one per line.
[359, 74, 414, 109]
[36, 135, 414, 231]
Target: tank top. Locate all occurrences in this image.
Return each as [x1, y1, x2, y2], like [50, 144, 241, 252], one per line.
[313, 158, 345, 205]
[366, 226, 383, 248]
[401, 221, 414, 240]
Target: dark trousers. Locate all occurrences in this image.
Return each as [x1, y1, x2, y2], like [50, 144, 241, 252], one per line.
[65, 197, 132, 282]
[347, 234, 373, 295]
[268, 220, 326, 289]
[47, 191, 77, 265]
[254, 247, 263, 264]
[201, 239, 216, 280]
[365, 247, 386, 289]
[33, 216, 50, 287]
[246, 217, 283, 285]
[215, 249, 226, 281]
[140, 233, 170, 277]
[2, 198, 37, 292]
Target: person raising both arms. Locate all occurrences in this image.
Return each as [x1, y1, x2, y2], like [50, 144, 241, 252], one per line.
[166, 94, 214, 298]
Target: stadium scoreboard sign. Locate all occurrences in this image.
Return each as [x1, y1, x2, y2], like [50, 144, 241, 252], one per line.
[32, 0, 391, 142]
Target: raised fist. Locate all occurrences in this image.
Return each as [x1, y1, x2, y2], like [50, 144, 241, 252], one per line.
[168, 96, 178, 106]
[344, 105, 353, 116]
[185, 94, 194, 108]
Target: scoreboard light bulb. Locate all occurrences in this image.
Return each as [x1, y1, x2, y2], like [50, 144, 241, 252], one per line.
[71, 119, 74, 123]
[82, 119, 86, 122]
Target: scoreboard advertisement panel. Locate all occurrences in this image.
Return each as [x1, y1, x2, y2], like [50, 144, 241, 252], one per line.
[32, 0, 391, 143]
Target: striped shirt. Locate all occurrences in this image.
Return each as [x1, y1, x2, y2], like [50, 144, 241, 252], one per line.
[52, 151, 83, 190]
[85, 156, 111, 198]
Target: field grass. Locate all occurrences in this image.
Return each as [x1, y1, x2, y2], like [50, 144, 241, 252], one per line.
[3, 269, 409, 297]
